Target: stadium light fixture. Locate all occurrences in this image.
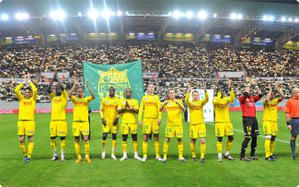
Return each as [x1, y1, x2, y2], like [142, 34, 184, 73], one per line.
[280, 16, 286, 22]
[101, 9, 112, 19]
[230, 13, 242, 20]
[15, 12, 29, 20]
[172, 10, 183, 19]
[1, 13, 9, 21]
[88, 8, 99, 20]
[49, 9, 66, 20]
[213, 13, 217, 18]
[288, 17, 293, 22]
[185, 11, 194, 19]
[197, 10, 208, 20]
[262, 15, 274, 21]
[294, 18, 299, 23]
[116, 10, 122, 16]
[78, 12, 82, 17]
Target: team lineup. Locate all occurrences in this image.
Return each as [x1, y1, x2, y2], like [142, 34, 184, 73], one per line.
[15, 72, 299, 163]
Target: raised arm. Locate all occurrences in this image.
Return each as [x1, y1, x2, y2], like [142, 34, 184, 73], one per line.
[29, 79, 38, 101]
[69, 78, 77, 99]
[86, 80, 95, 100]
[275, 83, 284, 102]
[265, 85, 272, 102]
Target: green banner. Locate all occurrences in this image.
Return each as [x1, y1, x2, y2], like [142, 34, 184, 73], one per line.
[83, 60, 144, 110]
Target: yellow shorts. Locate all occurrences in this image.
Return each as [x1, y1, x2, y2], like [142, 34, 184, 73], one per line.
[121, 123, 137, 135]
[72, 121, 89, 137]
[263, 121, 278, 136]
[50, 120, 68, 137]
[18, 120, 35, 136]
[102, 122, 118, 134]
[215, 122, 234, 137]
[165, 126, 183, 138]
[190, 123, 206, 139]
[143, 118, 159, 134]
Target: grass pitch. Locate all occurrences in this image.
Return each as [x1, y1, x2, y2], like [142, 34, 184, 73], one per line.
[0, 111, 298, 187]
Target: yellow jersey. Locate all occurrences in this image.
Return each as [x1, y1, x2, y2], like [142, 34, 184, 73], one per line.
[118, 98, 138, 124]
[15, 82, 37, 121]
[71, 95, 93, 122]
[185, 91, 209, 125]
[49, 90, 68, 121]
[263, 98, 279, 122]
[213, 90, 235, 123]
[138, 94, 161, 121]
[163, 99, 185, 127]
[100, 97, 119, 123]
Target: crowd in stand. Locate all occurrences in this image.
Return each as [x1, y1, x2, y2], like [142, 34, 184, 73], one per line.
[0, 43, 298, 102]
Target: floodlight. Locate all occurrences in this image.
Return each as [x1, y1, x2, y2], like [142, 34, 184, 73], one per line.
[197, 10, 208, 20]
[185, 11, 194, 19]
[49, 9, 66, 20]
[88, 8, 99, 19]
[1, 13, 9, 21]
[15, 12, 29, 20]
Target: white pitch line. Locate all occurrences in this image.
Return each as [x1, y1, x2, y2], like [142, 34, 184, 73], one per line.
[206, 123, 299, 147]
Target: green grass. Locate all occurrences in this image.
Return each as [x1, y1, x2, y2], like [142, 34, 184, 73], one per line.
[0, 111, 298, 187]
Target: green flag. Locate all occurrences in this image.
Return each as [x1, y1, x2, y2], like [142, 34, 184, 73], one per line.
[83, 60, 144, 110]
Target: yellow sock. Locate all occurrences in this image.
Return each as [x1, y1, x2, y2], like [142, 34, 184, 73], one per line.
[84, 141, 90, 158]
[74, 141, 81, 157]
[112, 140, 117, 155]
[50, 139, 57, 153]
[163, 141, 169, 159]
[217, 141, 223, 154]
[133, 141, 138, 153]
[61, 139, 66, 154]
[27, 142, 34, 159]
[154, 141, 160, 157]
[265, 139, 271, 158]
[122, 141, 127, 153]
[102, 140, 107, 152]
[190, 142, 196, 158]
[20, 142, 27, 156]
[226, 140, 233, 153]
[200, 143, 206, 159]
[178, 141, 183, 159]
[270, 141, 275, 155]
[142, 141, 148, 157]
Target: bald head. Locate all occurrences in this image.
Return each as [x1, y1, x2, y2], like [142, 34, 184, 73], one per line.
[292, 88, 299, 98]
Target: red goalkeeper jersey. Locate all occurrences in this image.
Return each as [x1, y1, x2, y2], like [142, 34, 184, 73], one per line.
[239, 94, 262, 117]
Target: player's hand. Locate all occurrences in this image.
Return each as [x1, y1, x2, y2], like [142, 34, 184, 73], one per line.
[23, 74, 28, 83]
[227, 80, 232, 90]
[102, 119, 106, 126]
[73, 77, 78, 85]
[287, 125, 292, 131]
[86, 80, 89, 87]
[188, 82, 193, 92]
[275, 83, 281, 91]
[157, 119, 161, 125]
[113, 118, 118, 126]
[53, 71, 58, 81]
[251, 79, 257, 86]
[203, 82, 207, 91]
[138, 121, 143, 127]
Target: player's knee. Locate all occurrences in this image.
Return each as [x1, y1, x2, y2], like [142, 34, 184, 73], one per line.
[265, 135, 271, 139]
[165, 138, 170, 142]
[177, 138, 182, 142]
[60, 137, 66, 140]
[228, 136, 234, 142]
[143, 134, 149, 142]
[200, 138, 205, 144]
[102, 133, 107, 140]
[74, 137, 80, 142]
[132, 134, 137, 141]
[19, 136, 25, 143]
[154, 134, 159, 141]
[50, 137, 56, 140]
[28, 136, 34, 142]
[217, 137, 223, 142]
[122, 135, 128, 141]
[112, 133, 117, 140]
